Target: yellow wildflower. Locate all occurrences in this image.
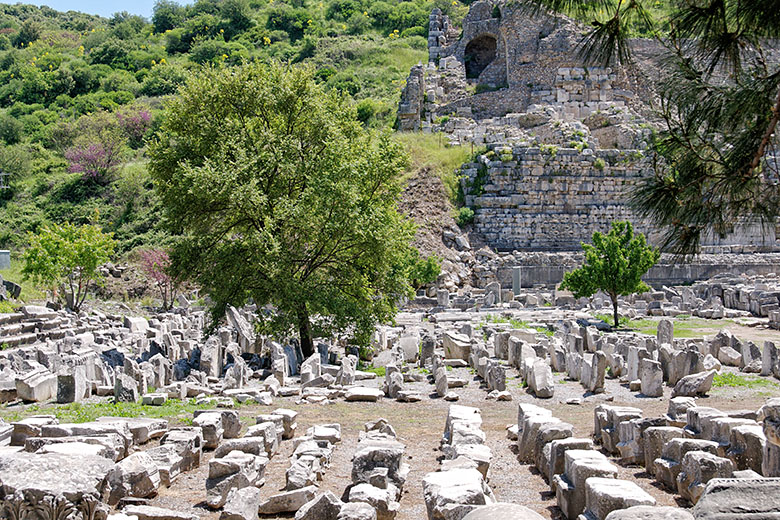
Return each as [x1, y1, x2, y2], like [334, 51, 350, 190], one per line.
[263, 36, 271, 45]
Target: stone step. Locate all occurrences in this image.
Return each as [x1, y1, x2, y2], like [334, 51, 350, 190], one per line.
[0, 313, 24, 326]
[0, 332, 38, 348]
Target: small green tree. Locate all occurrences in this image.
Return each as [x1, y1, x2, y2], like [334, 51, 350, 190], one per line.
[560, 221, 659, 328]
[22, 223, 116, 312]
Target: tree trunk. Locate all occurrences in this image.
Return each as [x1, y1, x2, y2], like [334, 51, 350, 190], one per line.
[611, 293, 619, 329]
[297, 304, 314, 358]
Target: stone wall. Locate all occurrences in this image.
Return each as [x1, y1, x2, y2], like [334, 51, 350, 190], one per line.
[464, 146, 776, 252]
[465, 146, 650, 251]
[471, 251, 780, 290]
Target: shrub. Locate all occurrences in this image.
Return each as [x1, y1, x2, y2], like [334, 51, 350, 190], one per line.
[138, 248, 179, 310]
[594, 158, 606, 170]
[64, 112, 126, 184]
[0, 112, 23, 145]
[400, 26, 425, 38]
[116, 107, 152, 148]
[139, 64, 187, 97]
[456, 206, 475, 227]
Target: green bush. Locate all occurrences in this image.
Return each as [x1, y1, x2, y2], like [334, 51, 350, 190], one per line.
[139, 64, 187, 97]
[456, 206, 475, 227]
[0, 112, 23, 144]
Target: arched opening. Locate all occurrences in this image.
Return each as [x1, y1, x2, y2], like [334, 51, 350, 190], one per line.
[464, 34, 497, 79]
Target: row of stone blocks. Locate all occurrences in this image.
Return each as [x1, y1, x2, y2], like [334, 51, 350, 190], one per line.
[511, 403, 659, 520]
[594, 397, 780, 509]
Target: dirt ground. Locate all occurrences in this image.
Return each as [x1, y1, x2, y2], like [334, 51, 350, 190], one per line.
[146, 363, 780, 520]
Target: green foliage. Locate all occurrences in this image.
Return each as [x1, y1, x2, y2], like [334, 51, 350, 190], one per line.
[408, 252, 441, 289]
[0, 0, 465, 257]
[456, 206, 474, 227]
[0, 398, 215, 424]
[560, 221, 659, 327]
[149, 62, 418, 355]
[593, 158, 605, 170]
[358, 363, 386, 377]
[713, 372, 780, 390]
[594, 313, 629, 328]
[393, 132, 470, 201]
[0, 112, 22, 144]
[22, 221, 115, 311]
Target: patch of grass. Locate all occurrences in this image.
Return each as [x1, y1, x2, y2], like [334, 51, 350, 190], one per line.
[594, 313, 629, 327]
[628, 317, 736, 339]
[0, 398, 217, 424]
[0, 300, 18, 313]
[713, 373, 780, 390]
[0, 260, 46, 302]
[394, 132, 471, 202]
[358, 364, 386, 377]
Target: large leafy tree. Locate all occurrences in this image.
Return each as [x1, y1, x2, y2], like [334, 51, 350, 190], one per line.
[148, 62, 419, 357]
[521, 0, 780, 254]
[560, 221, 659, 328]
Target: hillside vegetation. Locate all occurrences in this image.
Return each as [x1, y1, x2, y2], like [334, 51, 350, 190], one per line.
[0, 0, 469, 256]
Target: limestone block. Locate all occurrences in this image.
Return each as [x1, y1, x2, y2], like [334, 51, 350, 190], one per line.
[582, 477, 655, 520]
[676, 451, 734, 504]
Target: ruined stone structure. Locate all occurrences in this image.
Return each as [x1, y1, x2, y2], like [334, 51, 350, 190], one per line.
[398, 1, 778, 252]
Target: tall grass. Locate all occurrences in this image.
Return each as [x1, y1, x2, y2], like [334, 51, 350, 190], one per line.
[394, 132, 471, 201]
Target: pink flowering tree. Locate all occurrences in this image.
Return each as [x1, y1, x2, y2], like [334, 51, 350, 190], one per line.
[65, 141, 123, 183]
[117, 108, 152, 149]
[64, 111, 125, 185]
[138, 248, 179, 310]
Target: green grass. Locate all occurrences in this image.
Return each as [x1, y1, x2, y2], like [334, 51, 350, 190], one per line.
[627, 317, 735, 339]
[594, 313, 630, 327]
[712, 373, 780, 390]
[0, 260, 46, 303]
[358, 364, 386, 377]
[394, 133, 471, 202]
[0, 398, 223, 424]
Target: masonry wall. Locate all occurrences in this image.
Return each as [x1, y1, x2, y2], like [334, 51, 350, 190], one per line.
[466, 147, 649, 251]
[466, 147, 777, 252]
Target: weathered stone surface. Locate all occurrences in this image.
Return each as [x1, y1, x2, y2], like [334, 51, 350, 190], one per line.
[294, 491, 344, 520]
[528, 360, 554, 399]
[345, 387, 384, 402]
[337, 502, 378, 520]
[422, 468, 495, 520]
[0, 451, 114, 503]
[604, 506, 693, 520]
[692, 478, 780, 519]
[443, 332, 472, 361]
[258, 485, 318, 514]
[461, 503, 546, 519]
[221, 486, 263, 520]
[672, 370, 716, 397]
[676, 451, 733, 505]
[642, 427, 683, 476]
[639, 358, 663, 397]
[349, 483, 398, 520]
[106, 451, 162, 505]
[16, 369, 57, 402]
[583, 477, 655, 520]
[123, 505, 198, 520]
